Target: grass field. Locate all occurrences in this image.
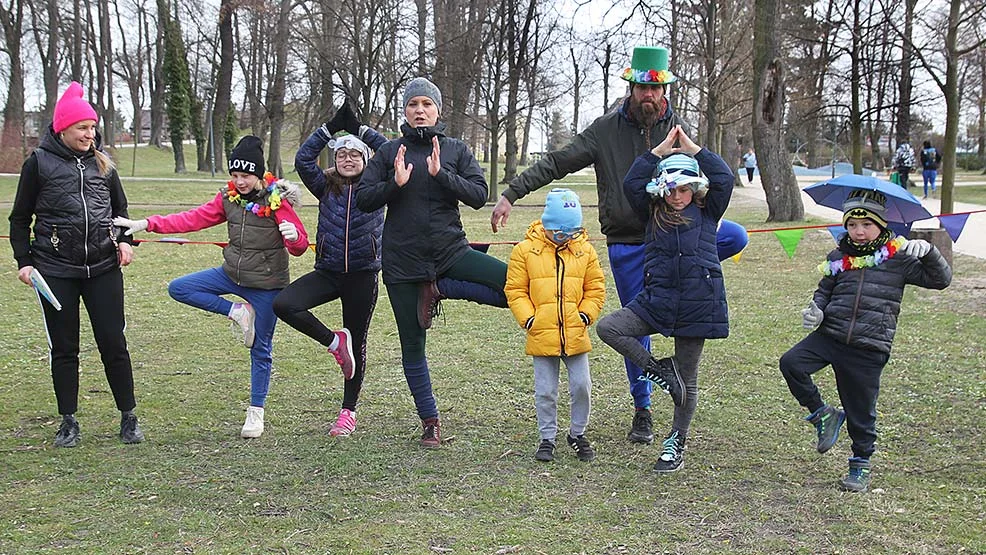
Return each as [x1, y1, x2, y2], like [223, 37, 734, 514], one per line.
[0, 148, 984, 553]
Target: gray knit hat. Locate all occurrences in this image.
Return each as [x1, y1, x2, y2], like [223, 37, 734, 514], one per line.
[403, 77, 443, 113]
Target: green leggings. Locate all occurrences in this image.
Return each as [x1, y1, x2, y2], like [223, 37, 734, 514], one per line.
[386, 248, 507, 362]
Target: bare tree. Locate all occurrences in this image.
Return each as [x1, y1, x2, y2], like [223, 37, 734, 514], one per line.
[753, 0, 802, 221]
[0, 0, 25, 160]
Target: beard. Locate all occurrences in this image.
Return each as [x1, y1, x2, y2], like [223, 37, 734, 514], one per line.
[628, 95, 665, 128]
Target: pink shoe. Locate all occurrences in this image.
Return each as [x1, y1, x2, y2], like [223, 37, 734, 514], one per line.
[329, 328, 355, 380]
[329, 409, 356, 437]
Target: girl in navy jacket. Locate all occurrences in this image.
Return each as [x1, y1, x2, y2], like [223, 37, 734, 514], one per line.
[597, 126, 734, 473]
[273, 103, 387, 437]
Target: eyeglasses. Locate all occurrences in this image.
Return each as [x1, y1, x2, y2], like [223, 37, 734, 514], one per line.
[550, 228, 585, 243]
[336, 150, 364, 162]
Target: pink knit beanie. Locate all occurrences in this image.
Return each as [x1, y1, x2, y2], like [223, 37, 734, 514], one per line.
[53, 82, 99, 133]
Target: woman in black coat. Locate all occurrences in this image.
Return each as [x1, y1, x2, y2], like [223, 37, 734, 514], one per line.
[8, 81, 143, 448]
[356, 77, 507, 448]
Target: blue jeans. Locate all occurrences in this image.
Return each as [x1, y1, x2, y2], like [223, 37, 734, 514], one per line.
[168, 267, 280, 407]
[607, 243, 652, 409]
[922, 169, 937, 196]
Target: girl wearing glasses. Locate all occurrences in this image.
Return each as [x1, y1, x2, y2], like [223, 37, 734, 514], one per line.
[272, 102, 387, 438]
[596, 126, 734, 473]
[504, 188, 606, 463]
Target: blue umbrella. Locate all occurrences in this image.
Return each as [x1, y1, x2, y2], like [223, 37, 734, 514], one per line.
[804, 174, 933, 224]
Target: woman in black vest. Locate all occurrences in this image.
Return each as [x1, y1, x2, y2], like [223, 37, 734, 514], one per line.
[8, 81, 143, 447]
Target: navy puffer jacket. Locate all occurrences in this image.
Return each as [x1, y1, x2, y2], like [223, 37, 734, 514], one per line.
[814, 244, 951, 354]
[294, 125, 387, 273]
[622, 149, 734, 338]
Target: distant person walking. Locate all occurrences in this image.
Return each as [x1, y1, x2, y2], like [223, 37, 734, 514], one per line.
[892, 141, 916, 189]
[920, 140, 941, 199]
[741, 148, 757, 184]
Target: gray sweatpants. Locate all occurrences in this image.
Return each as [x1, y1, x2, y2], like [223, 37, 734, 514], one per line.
[533, 354, 591, 441]
[597, 307, 705, 436]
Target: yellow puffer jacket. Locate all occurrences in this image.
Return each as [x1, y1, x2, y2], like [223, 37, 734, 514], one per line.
[505, 221, 606, 357]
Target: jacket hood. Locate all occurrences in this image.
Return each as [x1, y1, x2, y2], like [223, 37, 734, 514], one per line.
[274, 178, 303, 208]
[400, 121, 448, 143]
[40, 123, 102, 160]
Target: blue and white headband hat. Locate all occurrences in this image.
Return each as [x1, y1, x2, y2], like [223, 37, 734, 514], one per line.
[329, 134, 371, 162]
[645, 154, 708, 198]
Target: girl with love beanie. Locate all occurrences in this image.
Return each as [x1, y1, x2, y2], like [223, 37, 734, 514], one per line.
[53, 82, 99, 133]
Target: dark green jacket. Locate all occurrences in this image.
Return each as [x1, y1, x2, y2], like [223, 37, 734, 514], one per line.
[500, 97, 683, 245]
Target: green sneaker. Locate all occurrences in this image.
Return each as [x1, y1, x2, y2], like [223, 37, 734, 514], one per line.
[805, 405, 845, 453]
[840, 457, 871, 492]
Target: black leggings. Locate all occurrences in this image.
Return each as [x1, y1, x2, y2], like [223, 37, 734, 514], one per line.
[273, 269, 378, 411]
[40, 268, 136, 415]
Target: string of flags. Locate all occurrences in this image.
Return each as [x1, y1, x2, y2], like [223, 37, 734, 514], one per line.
[2, 209, 980, 262]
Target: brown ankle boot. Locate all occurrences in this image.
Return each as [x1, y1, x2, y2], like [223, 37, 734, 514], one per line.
[421, 417, 441, 448]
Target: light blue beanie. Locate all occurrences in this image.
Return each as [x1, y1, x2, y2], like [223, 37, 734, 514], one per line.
[541, 188, 583, 232]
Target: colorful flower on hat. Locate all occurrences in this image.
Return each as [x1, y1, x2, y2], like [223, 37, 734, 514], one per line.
[622, 68, 673, 84]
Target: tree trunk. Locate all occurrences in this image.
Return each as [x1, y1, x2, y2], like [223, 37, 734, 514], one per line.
[753, 0, 802, 221]
[0, 0, 25, 157]
[265, 0, 292, 177]
[849, 0, 862, 173]
[210, 0, 234, 171]
[939, 0, 962, 216]
[896, 0, 916, 145]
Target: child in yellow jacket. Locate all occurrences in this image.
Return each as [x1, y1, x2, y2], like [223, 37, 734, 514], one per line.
[505, 188, 606, 462]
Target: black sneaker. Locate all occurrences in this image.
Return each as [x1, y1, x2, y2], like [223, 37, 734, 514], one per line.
[534, 439, 555, 462]
[627, 408, 654, 444]
[640, 357, 685, 407]
[120, 411, 145, 444]
[54, 415, 80, 448]
[839, 457, 871, 492]
[653, 431, 686, 473]
[566, 434, 595, 462]
[804, 405, 845, 453]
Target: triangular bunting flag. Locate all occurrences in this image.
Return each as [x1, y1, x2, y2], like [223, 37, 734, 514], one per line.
[774, 229, 806, 259]
[827, 226, 844, 244]
[939, 214, 969, 242]
[888, 222, 912, 239]
[730, 250, 743, 263]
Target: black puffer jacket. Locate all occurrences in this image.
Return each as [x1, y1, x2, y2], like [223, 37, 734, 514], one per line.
[355, 122, 487, 284]
[814, 245, 951, 353]
[8, 126, 131, 279]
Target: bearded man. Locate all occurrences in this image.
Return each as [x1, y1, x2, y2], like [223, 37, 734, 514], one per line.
[491, 45, 749, 446]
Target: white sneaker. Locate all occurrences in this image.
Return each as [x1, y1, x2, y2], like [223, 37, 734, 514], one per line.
[228, 303, 256, 348]
[241, 405, 265, 438]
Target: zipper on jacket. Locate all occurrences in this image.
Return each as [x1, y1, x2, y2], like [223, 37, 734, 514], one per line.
[344, 185, 352, 272]
[846, 268, 865, 344]
[235, 205, 247, 284]
[555, 247, 567, 356]
[51, 225, 60, 252]
[76, 157, 91, 278]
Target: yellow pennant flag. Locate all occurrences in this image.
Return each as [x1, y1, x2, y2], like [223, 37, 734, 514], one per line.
[730, 250, 743, 263]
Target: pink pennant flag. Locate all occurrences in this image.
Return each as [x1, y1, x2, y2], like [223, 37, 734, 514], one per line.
[939, 214, 969, 242]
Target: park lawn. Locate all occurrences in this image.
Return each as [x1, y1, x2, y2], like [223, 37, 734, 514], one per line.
[1, 176, 984, 554]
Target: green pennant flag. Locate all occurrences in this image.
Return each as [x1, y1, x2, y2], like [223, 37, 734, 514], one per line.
[774, 229, 806, 259]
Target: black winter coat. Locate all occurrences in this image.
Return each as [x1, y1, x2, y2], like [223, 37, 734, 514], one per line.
[355, 122, 487, 284]
[815, 244, 951, 353]
[8, 126, 131, 279]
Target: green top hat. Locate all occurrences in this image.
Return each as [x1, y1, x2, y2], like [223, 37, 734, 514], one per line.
[621, 46, 677, 85]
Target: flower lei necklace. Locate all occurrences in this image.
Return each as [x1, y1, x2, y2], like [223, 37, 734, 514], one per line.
[226, 172, 282, 217]
[818, 235, 906, 276]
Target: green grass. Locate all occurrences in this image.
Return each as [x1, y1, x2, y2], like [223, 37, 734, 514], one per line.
[1, 161, 985, 553]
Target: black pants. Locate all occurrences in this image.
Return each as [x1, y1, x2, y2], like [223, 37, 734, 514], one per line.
[273, 269, 378, 411]
[779, 331, 889, 459]
[745, 167, 754, 183]
[897, 168, 911, 188]
[40, 268, 136, 415]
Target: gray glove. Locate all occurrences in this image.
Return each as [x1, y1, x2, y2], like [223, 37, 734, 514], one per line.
[901, 238, 931, 258]
[113, 216, 148, 236]
[802, 300, 823, 329]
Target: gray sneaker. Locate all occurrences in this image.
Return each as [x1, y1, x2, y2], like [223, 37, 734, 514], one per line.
[839, 457, 871, 492]
[805, 405, 845, 453]
[54, 415, 80, 448]
[120, 411, 144, 444]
